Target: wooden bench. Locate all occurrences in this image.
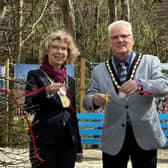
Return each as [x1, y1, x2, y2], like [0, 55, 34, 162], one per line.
[77, 113, 168, 146]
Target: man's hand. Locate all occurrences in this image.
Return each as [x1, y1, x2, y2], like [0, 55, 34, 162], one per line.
[119, 79, 139, 96]
[93, 93, 110, 107]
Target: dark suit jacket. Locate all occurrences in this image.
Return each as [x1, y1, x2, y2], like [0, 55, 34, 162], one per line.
[24, 69, 82, 153]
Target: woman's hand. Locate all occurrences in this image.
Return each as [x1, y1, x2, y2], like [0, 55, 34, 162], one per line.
[76, 153, 83, 162]
[45, 82, 63, 94]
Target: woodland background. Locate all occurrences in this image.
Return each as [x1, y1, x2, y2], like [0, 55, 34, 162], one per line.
[0, 1, 168, 166]
[0, 0, 168, 63]
[0, 0, 168, 110]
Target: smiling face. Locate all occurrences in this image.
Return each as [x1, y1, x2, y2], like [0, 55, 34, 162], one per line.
[108, 24, 134, 60]
[48, 40, 68, 69]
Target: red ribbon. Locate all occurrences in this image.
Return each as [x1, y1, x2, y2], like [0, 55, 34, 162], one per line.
[0, 86, 162, 163]
[66, 86, 76, 113]
[136, 90, 159, 94]
[0, 86, 47, 163]
[0, 88, 9, 93]
[0, 84, 77, 163]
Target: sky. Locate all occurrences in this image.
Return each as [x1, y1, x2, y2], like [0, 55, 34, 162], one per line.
[13, 64, 75, 80]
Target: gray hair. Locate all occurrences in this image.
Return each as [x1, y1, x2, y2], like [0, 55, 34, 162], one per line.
[108, 20, 133, 37]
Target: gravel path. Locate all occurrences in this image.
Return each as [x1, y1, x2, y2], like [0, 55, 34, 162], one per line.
[76, 148, 168, 168]
[0, 147, 167, 167]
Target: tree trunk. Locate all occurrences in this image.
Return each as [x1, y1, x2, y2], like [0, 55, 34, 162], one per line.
[0, 0, 7, 19]
[108, 0, 117, 22]
[16, 0, 24, 63]
[58, 0, 76, 40]
[120, 0, 130, 21]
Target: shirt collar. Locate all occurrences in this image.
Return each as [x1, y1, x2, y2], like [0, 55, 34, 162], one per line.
[114, 52, 133, 67]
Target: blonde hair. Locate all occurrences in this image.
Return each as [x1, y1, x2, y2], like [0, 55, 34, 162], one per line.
[39, 30, 80, 64]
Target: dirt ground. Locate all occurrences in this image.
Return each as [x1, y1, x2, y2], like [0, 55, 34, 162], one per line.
[0, 147, 167, 167]
[75, 148, 168, 168]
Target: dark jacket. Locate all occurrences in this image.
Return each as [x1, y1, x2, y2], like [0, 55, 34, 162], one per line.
[24, 69, 82, 153]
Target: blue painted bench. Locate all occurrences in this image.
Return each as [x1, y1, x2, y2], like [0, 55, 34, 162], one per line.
[77, 113, 168, 146]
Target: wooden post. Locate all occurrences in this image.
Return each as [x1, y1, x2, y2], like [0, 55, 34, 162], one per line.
[80, 58, 86, 112]
[1, 57, 10, 146]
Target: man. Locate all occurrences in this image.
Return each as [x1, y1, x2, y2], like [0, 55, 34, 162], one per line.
[83, 20, 168, 168]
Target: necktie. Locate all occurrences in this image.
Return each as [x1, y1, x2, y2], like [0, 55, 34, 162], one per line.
[119, 62, 130, 123]
[120, 62, 128, 83]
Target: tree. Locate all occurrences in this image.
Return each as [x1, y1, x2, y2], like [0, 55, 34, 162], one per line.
[15, 0, 24, 62]
[121, 0, 130, 21]
[108, 0, 117, 22]
[0, 0, 7, 19]
[58, 0, 76, 40]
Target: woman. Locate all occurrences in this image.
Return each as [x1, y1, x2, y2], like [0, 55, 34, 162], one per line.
[24, 30, 82, 168]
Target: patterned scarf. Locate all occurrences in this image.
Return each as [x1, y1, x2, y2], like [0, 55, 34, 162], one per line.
[40, 63, 76, 112]
[40, 63, 67, 83]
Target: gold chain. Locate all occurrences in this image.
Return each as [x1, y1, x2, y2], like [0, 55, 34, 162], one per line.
[105, 54, 143, 90]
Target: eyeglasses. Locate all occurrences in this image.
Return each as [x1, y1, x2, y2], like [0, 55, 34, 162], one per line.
[50, 45, 67, 51]
[110, 34, 132, 41]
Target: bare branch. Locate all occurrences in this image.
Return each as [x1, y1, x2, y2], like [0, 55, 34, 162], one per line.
[22, 0, 49, 45]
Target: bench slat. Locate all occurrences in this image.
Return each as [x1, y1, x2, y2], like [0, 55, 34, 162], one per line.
[158, 113, 168, 120]
[80, 129, 102, 135]
[77, 113, 104, 120]
[164, 130, 168, 136]
[77, 113, 168, 120]
[160, 123, 168, 128]
[81, 138, 100, 145]
[78, 122, 103, 127]
[77, 113, 168, 146]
